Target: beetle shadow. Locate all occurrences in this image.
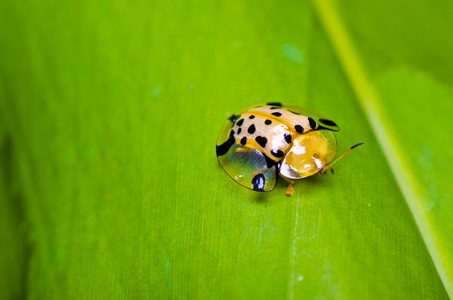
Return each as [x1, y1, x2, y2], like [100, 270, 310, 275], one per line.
[250, 174, 328, 204]
[290, 175, 327, 193]
[252, 192, 268, 203]
[301, 175, 324, 185]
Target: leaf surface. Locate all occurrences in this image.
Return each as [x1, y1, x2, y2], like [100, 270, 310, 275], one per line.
[0, 0, 450, 299]
[313, 0, 453, 296]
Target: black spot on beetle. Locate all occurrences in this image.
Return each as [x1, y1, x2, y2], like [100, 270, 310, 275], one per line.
[237, 128, 242, 134]
[267, 102, 282, 107]
[248, 124, 256, 134]
[271, 149, 284, 158]
[265, 119, 272, 125]
[284, 133, 292, 143]
[249, 115, 255, 119]
[236, 119, 244, 126]
[228, 114, 238, 123]
[319, 118, 338, 127]
[263, 153, 276, 169]
[252, 174, 265, 191]
[270, 106, 279, 110]
[308, 117, 317, 129]
[271, 112, 282, 117]
[295, 125, 304, 133]
[255, 136, 268, 148]
[216, 130, 235, 156]
[240, 137, 247, 145]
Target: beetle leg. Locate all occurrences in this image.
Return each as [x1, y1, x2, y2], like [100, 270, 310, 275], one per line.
[282, 177, 295, 196]
[320, 167, 334, 175]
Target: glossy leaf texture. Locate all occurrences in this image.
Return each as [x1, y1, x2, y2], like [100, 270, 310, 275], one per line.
[0, 0, 451, 299]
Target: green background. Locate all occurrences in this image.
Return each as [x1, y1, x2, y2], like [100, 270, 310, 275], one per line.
[1, 0, 452, 299]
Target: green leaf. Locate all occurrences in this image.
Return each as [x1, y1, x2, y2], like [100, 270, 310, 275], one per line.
[313, 0, 453, 296]
[0, 128, 27, 300]
[0, 0, 451, 299]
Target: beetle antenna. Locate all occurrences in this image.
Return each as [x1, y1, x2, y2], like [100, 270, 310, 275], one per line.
[323, 142, 363, 174]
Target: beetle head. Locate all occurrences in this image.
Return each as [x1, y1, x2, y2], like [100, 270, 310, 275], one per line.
[279, 130, 337, 179]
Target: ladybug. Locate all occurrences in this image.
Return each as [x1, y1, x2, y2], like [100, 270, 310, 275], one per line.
[216, 102, 363, 196]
